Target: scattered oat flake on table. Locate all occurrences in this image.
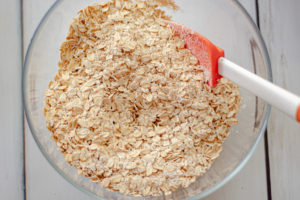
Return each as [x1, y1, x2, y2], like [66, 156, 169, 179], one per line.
[43, 0, 241, 197]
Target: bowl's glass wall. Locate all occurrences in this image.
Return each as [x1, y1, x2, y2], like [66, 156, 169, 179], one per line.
[23, 0, 271, 199]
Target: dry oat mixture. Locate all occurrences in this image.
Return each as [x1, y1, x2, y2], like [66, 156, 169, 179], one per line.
[44, 0, 241, 196]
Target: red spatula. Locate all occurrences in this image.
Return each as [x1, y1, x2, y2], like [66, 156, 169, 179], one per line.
[166, 21, 300, 122]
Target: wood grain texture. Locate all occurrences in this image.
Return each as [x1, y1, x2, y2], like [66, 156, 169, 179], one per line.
[0, 0, 24, 199]
[259, 1, 300, 199]
[23, 0, 267, 199]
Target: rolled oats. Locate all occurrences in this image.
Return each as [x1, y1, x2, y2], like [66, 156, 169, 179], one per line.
[44, 0, 241, 196]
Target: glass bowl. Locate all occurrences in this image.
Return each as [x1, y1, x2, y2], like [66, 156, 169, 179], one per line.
[23, 0, 271, 199]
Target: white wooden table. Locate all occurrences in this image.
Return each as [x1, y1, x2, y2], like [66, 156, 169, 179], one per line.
[1, 0, 300, 199]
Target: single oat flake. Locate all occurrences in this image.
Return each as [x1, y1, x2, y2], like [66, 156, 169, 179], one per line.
[44, 0, 241, 197]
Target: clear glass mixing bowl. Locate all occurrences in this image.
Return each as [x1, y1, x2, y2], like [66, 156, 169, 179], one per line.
[23, 0, 271, 199]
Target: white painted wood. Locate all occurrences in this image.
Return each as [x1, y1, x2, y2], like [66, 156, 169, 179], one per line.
[259, 1, 300, 199]
[24, 0, 267, 200]
[219, 57, 300, 121]
[0, 0, 24, 200]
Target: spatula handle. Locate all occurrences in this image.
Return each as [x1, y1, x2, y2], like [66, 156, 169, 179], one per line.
[219, 57, 300, 122]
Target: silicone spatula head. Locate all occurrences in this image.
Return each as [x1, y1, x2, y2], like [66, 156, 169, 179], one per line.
[166, 21, 224, 87]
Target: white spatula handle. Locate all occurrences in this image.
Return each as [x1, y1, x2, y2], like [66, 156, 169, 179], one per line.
[218, 57, 300, 122]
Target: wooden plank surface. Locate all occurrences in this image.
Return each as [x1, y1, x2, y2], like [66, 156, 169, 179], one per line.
[23, 0, 267, 199]
[0, 0, 24, 199]
[259, 1, 300, 200]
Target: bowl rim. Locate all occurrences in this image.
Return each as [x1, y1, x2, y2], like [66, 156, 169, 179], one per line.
[22, 0, 272, 199]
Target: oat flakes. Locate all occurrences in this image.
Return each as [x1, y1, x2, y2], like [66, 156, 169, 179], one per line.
[44, 0, 241, 196]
